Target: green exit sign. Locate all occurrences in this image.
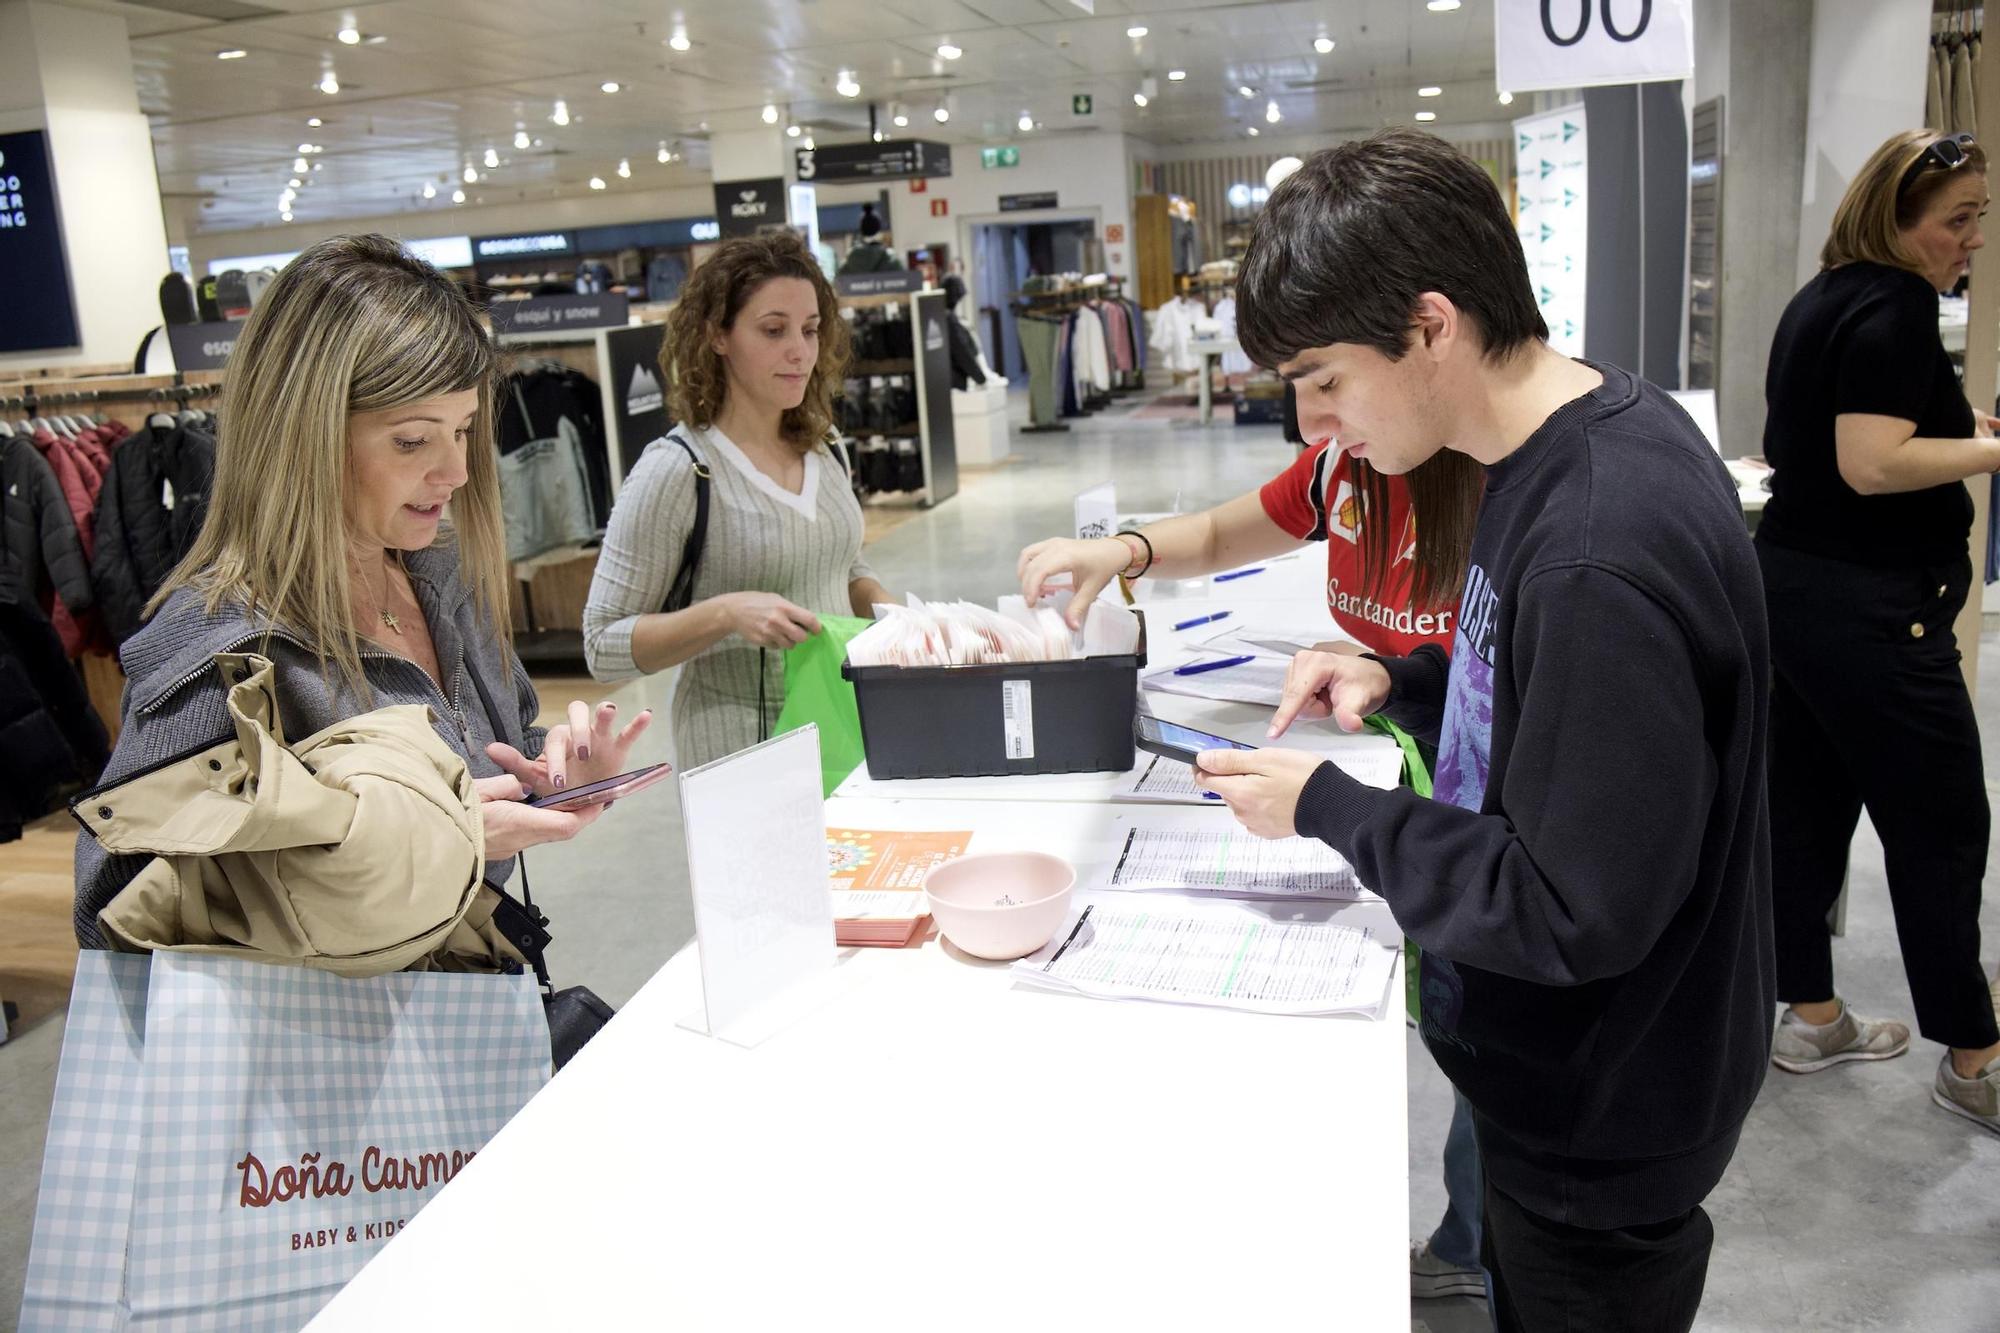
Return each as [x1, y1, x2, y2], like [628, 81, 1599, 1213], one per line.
[1072, 93, 1093, 116]
[980, 146, 1020, 169]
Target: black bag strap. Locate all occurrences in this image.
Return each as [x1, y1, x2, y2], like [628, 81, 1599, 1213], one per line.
[464, 660, 554, 992]
[663, 426, 710, 614]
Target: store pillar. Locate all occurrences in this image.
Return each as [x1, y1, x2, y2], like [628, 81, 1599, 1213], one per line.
[0, 0, 171, 371]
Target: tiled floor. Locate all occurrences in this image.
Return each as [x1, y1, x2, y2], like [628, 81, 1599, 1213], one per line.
[3, 386, 1997, 1329]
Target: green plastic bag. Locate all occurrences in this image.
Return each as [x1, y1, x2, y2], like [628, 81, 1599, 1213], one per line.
[773, 616, 873, 797]
[1363, 715, 1434, 1024]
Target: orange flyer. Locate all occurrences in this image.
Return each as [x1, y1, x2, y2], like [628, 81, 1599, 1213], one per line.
[826, 829, 973, 891]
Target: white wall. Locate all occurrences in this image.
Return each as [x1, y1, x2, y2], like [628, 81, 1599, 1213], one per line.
[0, 1, 170, 373]
[1140, 122, 1516, 163]
[1794, 0, 1930, 288]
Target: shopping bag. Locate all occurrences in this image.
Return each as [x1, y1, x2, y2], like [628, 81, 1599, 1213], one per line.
[774, 616, 873, 796]
[20, 951, 550, 1332]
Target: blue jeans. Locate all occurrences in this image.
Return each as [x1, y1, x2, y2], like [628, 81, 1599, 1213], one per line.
[1429, 1089, 1485, 1268]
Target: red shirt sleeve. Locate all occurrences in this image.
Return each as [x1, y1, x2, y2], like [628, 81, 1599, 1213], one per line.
[1259, 440, 1336, 541]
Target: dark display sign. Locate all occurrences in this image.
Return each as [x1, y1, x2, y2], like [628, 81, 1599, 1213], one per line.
[835, 270, 923, 298]
[473, 231, 575, 261]
[0, 129, 81, 354]
[165, 321, 241, 372]
[604, 322, 670, 477]
[795, 141, 953, 183]
[999, 191, 1060, 212]
[913, 291, 959, 504]
[572, 216, 721, 253]
[488, 292, 630, 335]
[714, 177, 787, 238]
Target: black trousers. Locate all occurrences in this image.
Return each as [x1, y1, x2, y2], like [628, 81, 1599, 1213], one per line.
[1481, 1179, 1712, 1333]
[1756, 539, 1998, 1050]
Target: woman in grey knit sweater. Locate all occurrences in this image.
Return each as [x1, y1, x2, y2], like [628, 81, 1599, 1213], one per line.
[583, 232, 890, 769]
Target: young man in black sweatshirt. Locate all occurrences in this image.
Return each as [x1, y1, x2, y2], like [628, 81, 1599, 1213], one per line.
[1193, 130, 1774, 1331]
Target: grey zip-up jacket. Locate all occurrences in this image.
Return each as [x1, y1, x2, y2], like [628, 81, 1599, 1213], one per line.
[74, 541, 546, 948]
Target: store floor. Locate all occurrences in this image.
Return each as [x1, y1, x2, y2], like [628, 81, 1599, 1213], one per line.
[3, 386, 1997, 1329]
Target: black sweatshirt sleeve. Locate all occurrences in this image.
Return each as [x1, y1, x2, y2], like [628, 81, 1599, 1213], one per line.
[1364, 643, 1450, 746]
[1295, 564, 1716, 986]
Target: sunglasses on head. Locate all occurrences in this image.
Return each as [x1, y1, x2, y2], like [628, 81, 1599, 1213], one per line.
[1899, 133, 1978, 199]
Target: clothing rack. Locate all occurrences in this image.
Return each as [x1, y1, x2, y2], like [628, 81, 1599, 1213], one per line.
[0, 381, 222, 415]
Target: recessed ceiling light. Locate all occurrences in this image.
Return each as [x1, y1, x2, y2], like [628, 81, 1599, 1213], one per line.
[600, 81, 621, 94]
[281, 210, 293, 221]
[893, 110, 909, 127]
[1126, 25, 1148, 37]
[934, 104, 950, 123]
[1018, 112, 1033, 132]
[786, 123, 801, 137]
[1167, 69, 1186, 81]
[422, 181, 435, 198]
[514, 128, 531, 150]
[336, 24, 359, 44]
[451, 187, 465, 204]
[318, 71, 339, 94]
[483, 146, 499, 168]
[1133, 92, 1148, 107]
[216, 48, 246, 60]
[761, 103, 779, 124]
[287, 177, 301, 188]
[589, 176, 606, 190]
[1238, 85, 1256, 98]
[293, 156, 309, 173]
[836, 71, 860, 97]
[658, 141, 671, 162]
[1427, 0, 1462, 10]
[616, 158, 630, 177]
[463, 162, 478, 183]
[1415, 110, 1438, 122]
[551, 99, 570, 126]
[1247, 126, 1260, 136]
[1265, 99, 1281, 123]
[1419, 85, 1442, 97]
[307, 117, 322, 127]
[1498, 90, 1514, 105]
[937, 42, 962, 60]
[668, 27, 690, 51]
[803, 133, 815, 149]
[1313, 35, 1335, 53]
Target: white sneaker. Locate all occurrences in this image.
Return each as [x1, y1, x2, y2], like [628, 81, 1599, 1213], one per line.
[1933, 1054, 2000, 1137]
[1410, 1239, 1485, 1301]
[1770, 1000, 1910, 1074]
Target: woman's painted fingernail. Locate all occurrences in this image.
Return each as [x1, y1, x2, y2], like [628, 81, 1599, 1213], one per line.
[554, 775, 566, 789]
[521, 785, 534, 800]
[575, 746, 591, 760]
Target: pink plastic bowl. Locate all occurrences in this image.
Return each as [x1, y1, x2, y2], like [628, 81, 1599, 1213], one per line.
[922, 851, 1077, 961]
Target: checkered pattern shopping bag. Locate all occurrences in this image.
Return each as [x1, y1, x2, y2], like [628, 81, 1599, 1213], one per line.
[21, 952, 551, 1331]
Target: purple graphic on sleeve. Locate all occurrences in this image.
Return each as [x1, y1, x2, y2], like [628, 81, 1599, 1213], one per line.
[1435, 563, 1499, 814]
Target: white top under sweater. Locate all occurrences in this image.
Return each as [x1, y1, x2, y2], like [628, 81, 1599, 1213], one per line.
[582, 424, 873, 769]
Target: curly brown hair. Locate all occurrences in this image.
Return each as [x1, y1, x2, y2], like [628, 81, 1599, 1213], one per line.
[661, 230, 851, 455]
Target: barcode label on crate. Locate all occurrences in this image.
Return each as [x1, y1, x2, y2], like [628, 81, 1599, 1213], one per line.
[1002, 680, 1034, 760]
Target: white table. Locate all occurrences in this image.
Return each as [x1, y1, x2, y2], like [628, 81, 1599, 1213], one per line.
[309, 794, 1410, 1331]
[1187, 335, 1242, 425]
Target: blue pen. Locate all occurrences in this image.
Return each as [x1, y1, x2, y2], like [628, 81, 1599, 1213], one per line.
[1213, 567, 1265, 583]
[1173, 654, 1255, 677]
[1172, 610, 1231, 632]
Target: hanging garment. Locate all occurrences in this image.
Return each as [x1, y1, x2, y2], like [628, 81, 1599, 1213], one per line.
[497, 366, 611, 527]
[1149, 297, 1200, 374]
[1122, 297, 1146, 369]
[1016, 316, 1062, 426]
[90, 419, 216, 648]
[500, 384, 598, 561]
[646, 253, 687, 303]
[1940, 41, 1958, 133]
[838, 240, 902, 275]
[0, 592, 107, 839]
[1929, 40, 1945, 130]
[1952, 39, 1976, 138]
[1071, 306, 1111, 398]
[0, 436, 92, 635]
[1212, 296, 1254, 377]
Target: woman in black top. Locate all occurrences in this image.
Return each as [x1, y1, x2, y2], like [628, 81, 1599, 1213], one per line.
[1759, 129, 2000, 1136]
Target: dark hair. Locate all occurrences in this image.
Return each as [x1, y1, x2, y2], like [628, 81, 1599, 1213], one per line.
[859, 202, 883, 238]
[1238, 130, 1525, 613]
[662, 229, 851, 455]
[1236, 128, 1547, 370]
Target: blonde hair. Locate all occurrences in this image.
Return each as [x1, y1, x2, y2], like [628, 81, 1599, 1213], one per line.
[662, 230, 851, 456]
[1822, 129, 1990, 273]
[152, 233, 507, 695]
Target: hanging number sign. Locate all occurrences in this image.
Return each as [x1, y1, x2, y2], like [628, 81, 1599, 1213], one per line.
[1495, 0, 1691, 94]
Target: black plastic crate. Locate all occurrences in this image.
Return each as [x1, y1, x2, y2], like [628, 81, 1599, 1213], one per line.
[841, 613, 1148, 778]
[1234, 391, 1287, 425]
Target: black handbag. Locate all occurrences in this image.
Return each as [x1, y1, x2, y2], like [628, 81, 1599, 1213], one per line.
[466, 668, 616, 1071]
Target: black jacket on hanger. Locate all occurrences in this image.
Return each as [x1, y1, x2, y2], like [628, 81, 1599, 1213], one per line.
[0, 591, 108, 839]
[498, 366, 612, 527]
[90, 420, 216, 646]
[0, 435, 93, 621]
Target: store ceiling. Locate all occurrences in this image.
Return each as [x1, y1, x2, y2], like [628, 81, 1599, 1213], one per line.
[49, 0, 1503, 235]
